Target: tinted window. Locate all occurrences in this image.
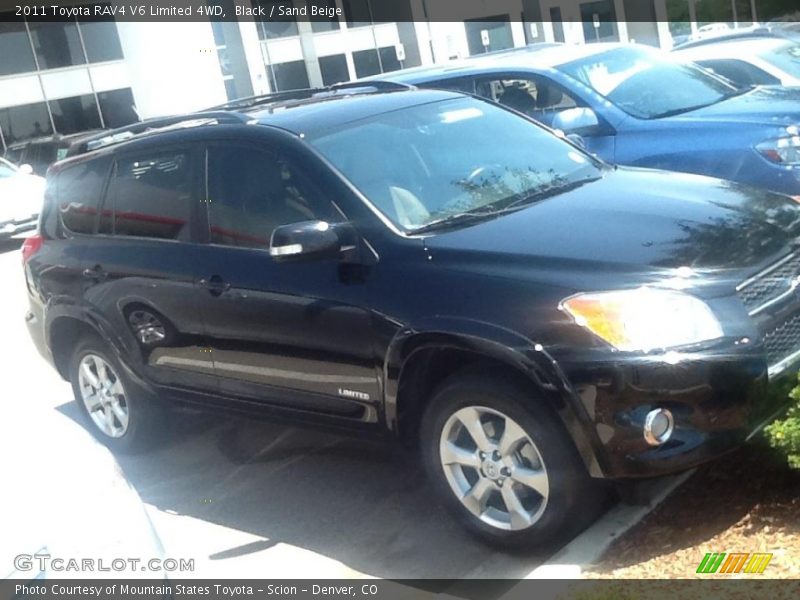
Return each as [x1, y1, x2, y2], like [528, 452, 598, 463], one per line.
[353, 48, 380, 78]
[106, 152, 194, 241]
[58, 159, 110, 235]
[0, 18, 36, 76]
[0, 102, 53, 145]
[79, 19, 123, 63]
[97, 88, 138, 128]
[319, 54, 349, 86]
[49, 95, 102, 135]
[28, 21, 86, 70]
[207, 145, 335, 249]
[310, 0, 340, 32]
[253, 0, 298, 39]
[268, 60, 310, 91]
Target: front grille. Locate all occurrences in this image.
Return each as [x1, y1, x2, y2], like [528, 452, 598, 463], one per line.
[764, 313, 800, 367]
[737, 253, 800, 314]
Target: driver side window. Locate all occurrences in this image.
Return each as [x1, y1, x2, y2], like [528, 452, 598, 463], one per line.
[206, 144, 338, 250]
[475, 77, 580, 126]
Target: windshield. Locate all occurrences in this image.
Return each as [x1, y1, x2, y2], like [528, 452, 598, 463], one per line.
[762, 41, 800, 78]
[558, 46, 737, 119]
[308, 97, 602, 232]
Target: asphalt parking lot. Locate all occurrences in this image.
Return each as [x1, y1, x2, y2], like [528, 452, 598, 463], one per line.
[0, 237, 549, 580]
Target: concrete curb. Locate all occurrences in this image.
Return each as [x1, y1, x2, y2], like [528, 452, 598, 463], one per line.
[525, 469, 696, 580]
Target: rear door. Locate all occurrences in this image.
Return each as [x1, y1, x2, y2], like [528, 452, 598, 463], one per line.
[79, 145, 217, 392]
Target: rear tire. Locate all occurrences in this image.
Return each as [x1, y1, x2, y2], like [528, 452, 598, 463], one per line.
[69, 336, 165, 453]
[420, 370, 600, 549]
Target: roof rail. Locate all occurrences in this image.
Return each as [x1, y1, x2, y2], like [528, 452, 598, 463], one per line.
[330, 80, 416, 92]
[65, 111, 252, 158]
[205, 80, 416, 112]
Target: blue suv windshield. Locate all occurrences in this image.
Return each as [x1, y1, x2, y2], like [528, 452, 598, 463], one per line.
[559, 46, 738, 119]
[308, 97, 602, 233]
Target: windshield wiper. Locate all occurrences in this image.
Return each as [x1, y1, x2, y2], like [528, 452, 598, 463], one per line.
[650, 85, 756, 119]
[410, 177, 599, 235]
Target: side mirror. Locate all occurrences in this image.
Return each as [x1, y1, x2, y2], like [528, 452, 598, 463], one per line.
[269, 220, 354, 262]
[551, 107, 600, 136]
[19, 163, 33, 175]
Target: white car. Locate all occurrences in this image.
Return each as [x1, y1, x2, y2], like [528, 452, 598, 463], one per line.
[0, 158, 44, 239]
[675, 37, 800, 87]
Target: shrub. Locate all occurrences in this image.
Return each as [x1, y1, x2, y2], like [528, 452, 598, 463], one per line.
[765, 375, 800, 470]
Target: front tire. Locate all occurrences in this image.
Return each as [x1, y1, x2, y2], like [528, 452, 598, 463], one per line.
[69, 336, 164, 452]
[420, 371, 598, 549]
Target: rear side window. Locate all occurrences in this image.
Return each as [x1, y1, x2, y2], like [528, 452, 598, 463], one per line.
[58, 158, 110, 234]
[105, 151, 194, 241]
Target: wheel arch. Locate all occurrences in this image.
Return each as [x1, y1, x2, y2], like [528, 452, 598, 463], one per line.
[385, 320, 605, 477]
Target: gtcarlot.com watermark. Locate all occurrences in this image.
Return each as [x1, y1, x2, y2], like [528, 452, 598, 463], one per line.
[14, 553, 195, 573]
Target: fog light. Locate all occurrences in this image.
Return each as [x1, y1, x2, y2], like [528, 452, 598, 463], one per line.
[643, 408, 674, 446]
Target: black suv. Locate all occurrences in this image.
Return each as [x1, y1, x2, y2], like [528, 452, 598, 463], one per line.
[23, 85, 797, 547]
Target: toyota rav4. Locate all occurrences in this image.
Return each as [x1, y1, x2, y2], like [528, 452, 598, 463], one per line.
[23, 85, 797, 547]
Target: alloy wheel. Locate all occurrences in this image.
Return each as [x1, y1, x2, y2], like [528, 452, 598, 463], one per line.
[439, 405, 549, 531]
[77, 354, 129, 438]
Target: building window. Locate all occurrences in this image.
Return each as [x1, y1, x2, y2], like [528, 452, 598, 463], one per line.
[0, 17, 37, 76]
[352, 46, 401, 78]
[352, 48, 380, 78]
[319, 54, 349, 86]
[580, 0, 619, 43]
[253, 0, 299, 39]
[49, 95, 102, 135]
[311, 0, 340, 32]
[550, 7, 565, 43]
[378, 46, 401, 73]
[342, 0, 372, 27]
[79, 19, 123, 62]
[465, 16, 514, 55]
[97, 88, 138, 128]
[28, 21, 86, 70]
[268, 60, 310, 91]
[0, 102, 53, 145]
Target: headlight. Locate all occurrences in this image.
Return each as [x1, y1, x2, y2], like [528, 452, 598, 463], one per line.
[756, 133, 800, 165]
[560, 287, 723, 352]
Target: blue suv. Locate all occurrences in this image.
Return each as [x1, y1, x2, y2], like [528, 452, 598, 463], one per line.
[374, 43, 800, 197]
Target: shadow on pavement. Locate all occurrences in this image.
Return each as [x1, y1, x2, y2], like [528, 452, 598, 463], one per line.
[57, 401, 548, 579]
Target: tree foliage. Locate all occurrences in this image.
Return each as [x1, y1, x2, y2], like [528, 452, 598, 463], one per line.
[765, 377, 800, 470]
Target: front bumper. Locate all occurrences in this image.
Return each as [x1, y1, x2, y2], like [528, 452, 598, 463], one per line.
[557, 341, 795, 479]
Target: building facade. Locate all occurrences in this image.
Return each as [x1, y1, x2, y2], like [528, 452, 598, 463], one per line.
[0, 0, 751, 153]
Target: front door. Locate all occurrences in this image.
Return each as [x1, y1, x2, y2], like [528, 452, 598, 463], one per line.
[193, 141, 380, 419]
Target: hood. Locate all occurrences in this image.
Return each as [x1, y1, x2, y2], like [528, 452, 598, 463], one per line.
[669, 86, 800, 126]
[424, 167, 800, 284]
